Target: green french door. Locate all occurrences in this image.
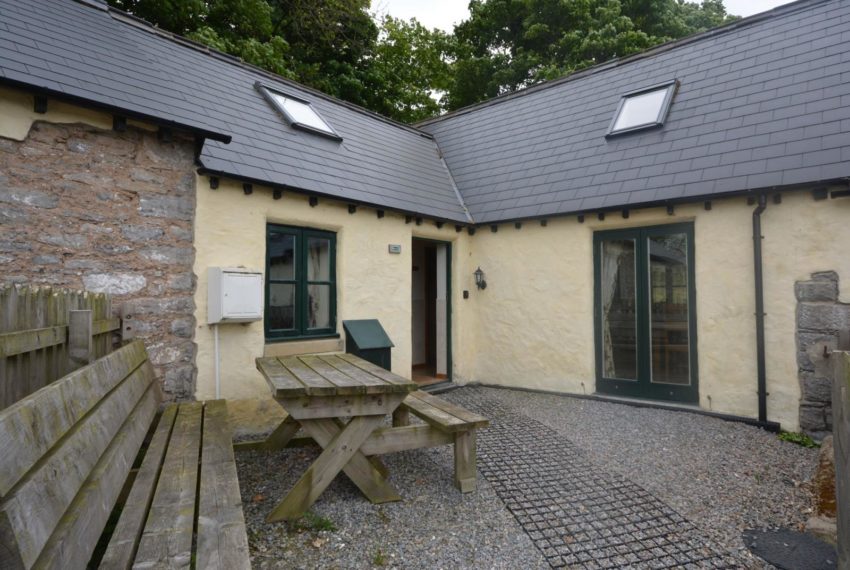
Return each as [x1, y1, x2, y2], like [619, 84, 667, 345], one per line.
[593, 223, 698, 403]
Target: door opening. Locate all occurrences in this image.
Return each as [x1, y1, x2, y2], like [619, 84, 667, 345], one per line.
[411, 238, 450, 386]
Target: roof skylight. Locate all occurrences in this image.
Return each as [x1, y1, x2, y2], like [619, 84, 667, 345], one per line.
[256, 83, 341, 141]
[607, 81, 678, 137]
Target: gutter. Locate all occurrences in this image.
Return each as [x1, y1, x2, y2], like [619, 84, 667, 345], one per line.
[753, 194, 768, 423]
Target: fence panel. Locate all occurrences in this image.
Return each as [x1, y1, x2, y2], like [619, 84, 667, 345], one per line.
[0, 284, 120, 410]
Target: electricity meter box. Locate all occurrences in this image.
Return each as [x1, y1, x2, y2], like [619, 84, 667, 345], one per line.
[207, 267, 264, 324]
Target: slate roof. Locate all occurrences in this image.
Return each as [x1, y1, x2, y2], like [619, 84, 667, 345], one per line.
[0, 0, 471, 222]
[1, 0, 848, 225]
[420, 0, 850, 223]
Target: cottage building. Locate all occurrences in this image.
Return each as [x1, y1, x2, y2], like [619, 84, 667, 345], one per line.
[1, 0, 848, 436]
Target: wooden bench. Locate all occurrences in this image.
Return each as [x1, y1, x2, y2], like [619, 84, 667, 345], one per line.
[0, 340, 250, 569]
[388, 390, 489, 492]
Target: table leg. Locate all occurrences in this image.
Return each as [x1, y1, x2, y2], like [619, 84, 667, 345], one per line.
[392, 407, 410, 427]
[310, 418, 398, 499]
[454, 430, 477, 493]
[266, 415, 387, 522]
[261, 414, 301, 450]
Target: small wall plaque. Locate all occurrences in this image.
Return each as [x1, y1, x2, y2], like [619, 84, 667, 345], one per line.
[388, 244, 402, 254]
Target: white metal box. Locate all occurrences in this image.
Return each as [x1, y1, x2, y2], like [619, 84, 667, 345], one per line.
[207, 267, 264, 324]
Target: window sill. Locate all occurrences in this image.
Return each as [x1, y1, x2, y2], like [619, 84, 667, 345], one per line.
[263, 335, 343, 358]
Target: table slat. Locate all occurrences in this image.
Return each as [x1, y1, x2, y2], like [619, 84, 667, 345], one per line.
[300, 355, 367, 395]
[337, 354, 416, 392]
[278, 357, 338, 396]
[257, 358, 306, 396]
[318, 355, 398, 394]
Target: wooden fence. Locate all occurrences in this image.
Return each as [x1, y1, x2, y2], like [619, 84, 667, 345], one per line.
[0, 284, 121, 411]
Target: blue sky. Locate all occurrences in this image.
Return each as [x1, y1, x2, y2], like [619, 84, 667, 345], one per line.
[374, 0, 793, 32]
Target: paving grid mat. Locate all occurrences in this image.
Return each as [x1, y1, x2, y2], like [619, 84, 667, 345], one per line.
[447, 388, 751, 569]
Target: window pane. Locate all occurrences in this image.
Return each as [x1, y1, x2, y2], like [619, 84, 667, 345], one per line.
[307, 284, 331, 329]
[268, 284, 295, 330]
[600, 239, 637, 380]
[307, 237, 331, 281]
[271, 92, 334, 134]
[649, 233, 690, 385]
[613, 88, 668, 131]
[269, 233, 295, 280]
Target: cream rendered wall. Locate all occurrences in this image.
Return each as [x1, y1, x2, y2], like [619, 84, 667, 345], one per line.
[467, 193, 850, 431]
[5, 85, 843, 431]
[192, 175, 474, 401]
[0, 86, 156, 140]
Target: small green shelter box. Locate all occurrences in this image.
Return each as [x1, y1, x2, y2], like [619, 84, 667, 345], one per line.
[343, 319, 394, 371]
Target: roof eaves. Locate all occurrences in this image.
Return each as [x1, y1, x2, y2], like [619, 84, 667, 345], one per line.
[476, 178, 850, 226]
[0, 77, 232, 143]
[417, 0, 831, 128]
[195, 164, 472, 225]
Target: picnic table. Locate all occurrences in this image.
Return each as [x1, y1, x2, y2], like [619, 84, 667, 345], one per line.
[255, 353, 418, 522]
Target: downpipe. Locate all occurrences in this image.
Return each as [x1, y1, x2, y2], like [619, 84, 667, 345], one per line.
[752, 195, 768, 423]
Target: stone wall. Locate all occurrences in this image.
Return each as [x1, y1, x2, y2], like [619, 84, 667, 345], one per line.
[833, 352, 849, 568]
[796, 271, 848, 438]
[0, 121, 197, 400]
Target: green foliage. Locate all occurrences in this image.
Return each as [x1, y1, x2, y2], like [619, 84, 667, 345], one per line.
[289, 511, 338, 533]
[364, 16, 455, 122]
[447, 0, 737, 110]
[107, 0, 739, 121]
[778, 431, 820, 448]
[373, 547, 387, 566]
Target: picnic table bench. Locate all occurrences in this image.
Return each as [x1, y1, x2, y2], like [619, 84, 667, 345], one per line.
[254, 353, 489, 522]
[0, 340, 250, 570]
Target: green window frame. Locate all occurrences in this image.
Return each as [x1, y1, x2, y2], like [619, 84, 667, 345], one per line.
[265, 224, 337, 341]
[593, 222, 699, 403]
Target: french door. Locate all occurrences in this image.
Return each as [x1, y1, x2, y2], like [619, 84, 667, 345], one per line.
[593, 223, 698, 403]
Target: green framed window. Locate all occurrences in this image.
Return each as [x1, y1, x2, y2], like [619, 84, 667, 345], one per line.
[593, 222, 698, 403]
[265, 224, 337, 341]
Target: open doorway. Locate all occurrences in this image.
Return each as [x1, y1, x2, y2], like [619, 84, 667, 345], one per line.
[411, 238, 450, 386]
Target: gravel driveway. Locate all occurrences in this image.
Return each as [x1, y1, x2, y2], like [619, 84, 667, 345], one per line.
[235, 386, 818, 569]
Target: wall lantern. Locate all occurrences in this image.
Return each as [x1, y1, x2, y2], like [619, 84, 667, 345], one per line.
[474, 267, 487, 290]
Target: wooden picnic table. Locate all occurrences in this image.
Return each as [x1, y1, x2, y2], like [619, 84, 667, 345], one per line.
[255, 353, 418, 522]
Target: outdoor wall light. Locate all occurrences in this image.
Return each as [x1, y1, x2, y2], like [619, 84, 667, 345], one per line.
[474, 267, 487, 290]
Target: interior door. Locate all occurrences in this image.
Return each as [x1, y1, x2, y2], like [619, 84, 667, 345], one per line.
[594, 223, 698, 403]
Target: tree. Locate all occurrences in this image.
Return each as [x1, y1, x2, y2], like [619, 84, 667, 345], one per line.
[364, 16, 454, 122]
[107, 0, 737, 121]
[446, 0, 736, 110]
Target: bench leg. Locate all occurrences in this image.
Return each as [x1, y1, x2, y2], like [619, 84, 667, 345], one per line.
[392, 406, 410, 427]
[453, 430, 477, 493]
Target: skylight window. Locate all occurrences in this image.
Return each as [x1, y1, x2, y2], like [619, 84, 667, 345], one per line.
[256, 83, 342, 141]
[607, 81, 678, 137]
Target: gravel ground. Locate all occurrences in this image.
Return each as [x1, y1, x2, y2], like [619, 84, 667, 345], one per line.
[235, 386, 818, 569]
[470, 387, 819, 565]
[236, 428, 549, 569]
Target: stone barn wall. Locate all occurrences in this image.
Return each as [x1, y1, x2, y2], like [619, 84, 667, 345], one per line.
[0, 119, 198, 400]
[796, 271, 848, 438]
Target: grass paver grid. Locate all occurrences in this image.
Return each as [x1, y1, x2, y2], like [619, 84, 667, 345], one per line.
[448, 389, 748, 569]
